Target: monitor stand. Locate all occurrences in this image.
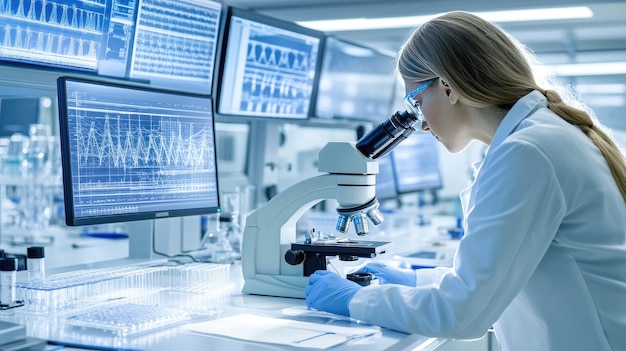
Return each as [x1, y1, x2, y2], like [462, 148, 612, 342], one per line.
[127, 216, 202, 259]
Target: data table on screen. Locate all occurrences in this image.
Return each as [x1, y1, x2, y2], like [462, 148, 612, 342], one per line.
[128, 0, 222, 94]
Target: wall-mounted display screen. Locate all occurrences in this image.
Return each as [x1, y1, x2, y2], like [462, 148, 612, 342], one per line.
[0, 0, 221, 95]
[57, 76, 220, 226]
[217, 6, 324, 119]
[391, 132, 443, 194]
[128, 0, 222, 94]
[314, 36, 396, 122]
[0, 0, 113, 71]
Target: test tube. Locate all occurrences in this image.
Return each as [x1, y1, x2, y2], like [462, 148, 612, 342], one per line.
[27, 246, 45, 280]
[0, 257, 18, 306]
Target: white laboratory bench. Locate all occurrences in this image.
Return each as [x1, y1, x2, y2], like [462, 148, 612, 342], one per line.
[0, 214, 488, 351]
[0, 259, 445, 351]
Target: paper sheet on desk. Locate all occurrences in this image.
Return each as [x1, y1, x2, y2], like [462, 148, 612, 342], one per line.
[182, 313, 381, 349]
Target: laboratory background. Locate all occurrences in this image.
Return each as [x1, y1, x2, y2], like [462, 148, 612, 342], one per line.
[0, 0, 624, 350]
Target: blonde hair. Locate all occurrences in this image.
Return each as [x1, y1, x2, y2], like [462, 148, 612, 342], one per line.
[398, 11, 626, 202]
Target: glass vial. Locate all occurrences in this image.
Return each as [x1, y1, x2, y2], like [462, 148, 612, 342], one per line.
[0, 258, 18, 306]
[27, 246, 45, 280]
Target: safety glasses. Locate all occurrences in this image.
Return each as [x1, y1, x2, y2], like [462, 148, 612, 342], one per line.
[403, 78, 437, 127]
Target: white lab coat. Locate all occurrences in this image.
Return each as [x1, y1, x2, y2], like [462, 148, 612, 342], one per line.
[349, 90, 626, 351]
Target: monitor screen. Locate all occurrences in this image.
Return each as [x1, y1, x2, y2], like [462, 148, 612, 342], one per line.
[57, 77, 220, 226]
[314, 36, 396, 122]
[128, 0, 222, 94]
[391, 133, 443, 194]
[0, 0, 115, 72]
[375, 155, 398, 200]
[216, 7, 323, 119]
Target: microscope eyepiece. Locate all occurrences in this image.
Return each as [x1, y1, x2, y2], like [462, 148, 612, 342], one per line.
[356, 110, 419, 159]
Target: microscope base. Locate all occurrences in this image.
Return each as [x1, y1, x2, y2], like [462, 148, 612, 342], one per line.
[242, 274, 308, 299]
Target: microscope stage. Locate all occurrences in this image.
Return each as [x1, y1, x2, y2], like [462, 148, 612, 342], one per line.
[291, 239, 392, 257]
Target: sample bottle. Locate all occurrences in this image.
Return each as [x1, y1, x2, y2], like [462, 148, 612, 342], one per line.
[27, 246, 45, 280]
[0, 258, 18, 306]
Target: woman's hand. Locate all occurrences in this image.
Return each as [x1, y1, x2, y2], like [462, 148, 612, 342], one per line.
[356, 262, 416, 286]
[305, 270, 361, 316]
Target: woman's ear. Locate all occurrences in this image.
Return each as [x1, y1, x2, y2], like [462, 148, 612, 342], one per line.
[441, 79, 456, 104]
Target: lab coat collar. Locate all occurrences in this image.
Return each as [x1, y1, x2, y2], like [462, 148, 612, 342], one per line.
[489, 90, 547, 152]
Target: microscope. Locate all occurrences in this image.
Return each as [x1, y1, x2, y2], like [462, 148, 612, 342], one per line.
[242, 110, 422, 298]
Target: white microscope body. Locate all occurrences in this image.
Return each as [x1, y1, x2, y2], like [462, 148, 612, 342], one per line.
[241, 141, 389, 298]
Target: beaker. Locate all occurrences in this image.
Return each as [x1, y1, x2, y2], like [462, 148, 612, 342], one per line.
[200, 213, 236, 264]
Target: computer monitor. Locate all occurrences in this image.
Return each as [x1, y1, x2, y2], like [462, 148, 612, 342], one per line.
[0, 0, 112, 72]
[391, 132, 443, 194]
[128, 0, 222, 94]
[313, 36, 396, 122]
[375, 155, 398, 201]
[216, 6, 324, 119]
[57, 76, 220, 226]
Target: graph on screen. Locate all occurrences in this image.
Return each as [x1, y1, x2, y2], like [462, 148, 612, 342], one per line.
[58, 77, 219, 225]
[217, 7, 323, 119]
[0, 0, 108, 71]
[128, 0, 222, 94]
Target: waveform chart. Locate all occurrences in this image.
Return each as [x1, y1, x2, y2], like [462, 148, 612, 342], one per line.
[0, 0, 105, 70]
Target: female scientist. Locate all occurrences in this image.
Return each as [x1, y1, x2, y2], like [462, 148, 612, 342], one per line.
[305, 11, 626, 351]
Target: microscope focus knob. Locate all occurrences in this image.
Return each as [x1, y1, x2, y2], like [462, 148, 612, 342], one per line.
[285, 249, 305, 265]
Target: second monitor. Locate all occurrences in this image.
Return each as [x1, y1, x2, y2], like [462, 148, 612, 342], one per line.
[216, 7, 324, 119]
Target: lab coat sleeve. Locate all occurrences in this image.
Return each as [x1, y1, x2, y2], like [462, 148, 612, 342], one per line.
[415, 266, 450, 287]
[349, 140, 566, 338]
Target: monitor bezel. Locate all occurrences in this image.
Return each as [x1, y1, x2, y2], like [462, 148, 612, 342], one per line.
[57, 76, 221, 226]
[215, 6, 325, 121]
[312, 35, 397, 122]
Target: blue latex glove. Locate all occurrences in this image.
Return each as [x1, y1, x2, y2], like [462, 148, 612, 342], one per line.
[356, 262, 416, 286]
[305, 270, 361, 316]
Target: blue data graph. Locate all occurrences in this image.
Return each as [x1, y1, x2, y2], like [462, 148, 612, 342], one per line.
[0, 0, 106, 70]
[218, 8, 322, 119]
[59, 78, 219, 224]
[129, 0, 221, 93]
